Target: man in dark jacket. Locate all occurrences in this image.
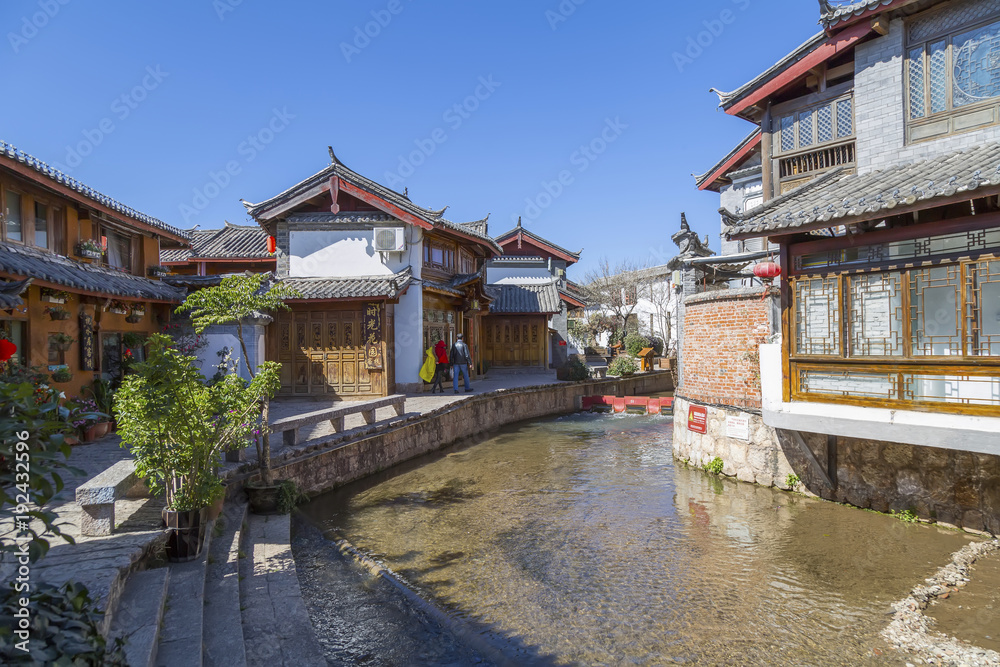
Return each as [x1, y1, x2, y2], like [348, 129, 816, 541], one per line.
[449, 333, 473, 394]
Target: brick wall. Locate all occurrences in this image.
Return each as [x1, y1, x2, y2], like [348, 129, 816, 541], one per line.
[680, 288, 773, 410]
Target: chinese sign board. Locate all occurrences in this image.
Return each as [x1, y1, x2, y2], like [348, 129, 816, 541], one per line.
[725, 415, 750, 441]
[364, 303, 382, 370]
[687, 405, 707, 434]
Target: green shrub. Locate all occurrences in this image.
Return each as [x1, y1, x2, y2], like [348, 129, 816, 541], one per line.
[891, 509, 919, 523]
[703, 457, 724, 475]
[785, 473, 800, 488]
[624, 332, 649, 357]
[608, 356, 638, 377]
[277, 480, 308, 514]
[558, 357, 590, 382]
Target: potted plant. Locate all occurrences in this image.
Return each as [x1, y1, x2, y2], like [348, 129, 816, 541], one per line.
[40, 288, 71, 304]
[147, 265, 170, 278]
[75, 239, 103, 260]
[50, 367, 73, 383]
[124, 311, 142, 324]
[84, 379, 115, 432]
[114, 334, 279, 560]
[45, 305, 71, 321]
[176, 273, 300, 514]
[51, 333, 75, 351]
[105, 300, 129, 315]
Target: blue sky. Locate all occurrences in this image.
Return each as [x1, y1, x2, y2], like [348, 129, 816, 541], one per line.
[2, 0, 818, 276]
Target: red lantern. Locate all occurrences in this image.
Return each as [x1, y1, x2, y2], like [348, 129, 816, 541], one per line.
[0, 339, 17, 362]
[753, 260, 781, 280]
[266, 236, 277, 254]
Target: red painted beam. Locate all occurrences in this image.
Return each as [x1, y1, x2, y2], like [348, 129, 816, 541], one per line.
[726, 20, 873, 117]
[697, 132, 761, 191]
[338, 180, 434, 230]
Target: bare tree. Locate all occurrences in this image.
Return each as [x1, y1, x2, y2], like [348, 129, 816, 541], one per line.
[646, 277, 676, 352]
[583, 258, 653, 341]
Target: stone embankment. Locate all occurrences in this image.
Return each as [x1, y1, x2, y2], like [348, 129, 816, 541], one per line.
[883, 539, 1000, 666]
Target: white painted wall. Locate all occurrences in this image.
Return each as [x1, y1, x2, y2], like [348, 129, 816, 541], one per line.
[195, 332, 242, 379]
[486, 265, 552, 284]
[289, 229, 413, 277]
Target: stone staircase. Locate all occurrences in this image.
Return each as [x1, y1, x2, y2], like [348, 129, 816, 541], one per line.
[100, 500, 326, 666]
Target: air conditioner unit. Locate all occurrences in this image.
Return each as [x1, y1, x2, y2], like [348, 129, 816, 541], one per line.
[374, 227, 406, 252]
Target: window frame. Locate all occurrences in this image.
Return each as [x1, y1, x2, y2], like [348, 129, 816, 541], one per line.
[3, 187, 24, 244]
[905, 13, 1000, 142]
[787, 217, 1000, 416]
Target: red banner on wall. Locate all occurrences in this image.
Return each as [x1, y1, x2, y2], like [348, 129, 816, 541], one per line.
[688, 405, 707, 434]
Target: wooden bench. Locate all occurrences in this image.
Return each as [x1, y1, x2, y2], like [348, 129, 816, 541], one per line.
[270, 394, 406, 447]
[75, 460, 149, 536]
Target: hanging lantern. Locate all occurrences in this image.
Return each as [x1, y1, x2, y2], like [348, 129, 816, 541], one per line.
[266, 235, 277, 254]
[753, 260, 781, 281]
[0, 339, 16, 362]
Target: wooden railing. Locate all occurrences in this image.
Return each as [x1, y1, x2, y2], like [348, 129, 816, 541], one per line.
[779, 141, 855, 180]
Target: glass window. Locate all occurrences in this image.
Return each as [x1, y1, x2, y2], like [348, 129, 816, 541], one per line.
[909, 46, 926, 118]
[798, 110, 814, 147]
[817, 105, 833, 143]
[780, 116, 795, 152]
[953, 20, 1000, 109]
[849, 272, 904, 357]
[967, 259, 1000, 356]
[105, 229, 131, 270]
[836, 98, 853, 137]
[34, 202, 48, 249]
[929, 40, 948, 114]
[794, 276, 841, 355]
[5, 191, 22, 241]
[910, 265, 962, 356]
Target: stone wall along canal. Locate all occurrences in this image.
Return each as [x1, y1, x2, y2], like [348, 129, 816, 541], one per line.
[300, 412, 978, 666]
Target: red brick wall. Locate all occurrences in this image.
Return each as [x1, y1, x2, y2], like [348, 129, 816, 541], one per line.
[681, 292, 772, 410]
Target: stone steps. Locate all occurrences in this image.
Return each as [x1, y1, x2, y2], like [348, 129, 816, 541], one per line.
[240, 513, 326, 667]
[154, 516, 216, 667]
[203, 502, 249, 667]
[108, 568, 170, 667]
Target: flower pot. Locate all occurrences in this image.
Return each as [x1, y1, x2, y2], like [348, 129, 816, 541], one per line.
[164, 507, 208, 562]
[125, 314, 141, 324]
[49, 311, 70, 321]
[246, 482, 282, 515]
[54, 341, 73, 351]
[78, 248, 102, 260]
[83, 421, 110, 442]
[207, 494, 225, 521]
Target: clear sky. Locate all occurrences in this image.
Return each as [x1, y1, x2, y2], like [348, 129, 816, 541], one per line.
[1, 0, 818, 276]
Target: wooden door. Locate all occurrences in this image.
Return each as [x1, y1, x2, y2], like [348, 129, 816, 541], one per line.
[274, 308, 377, 396]
[483, 317, 546, 368]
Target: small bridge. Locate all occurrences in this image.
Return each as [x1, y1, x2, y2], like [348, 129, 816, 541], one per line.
[582, 396, 674, 415]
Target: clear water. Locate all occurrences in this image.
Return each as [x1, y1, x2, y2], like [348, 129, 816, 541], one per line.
[301, 412, 972, 666]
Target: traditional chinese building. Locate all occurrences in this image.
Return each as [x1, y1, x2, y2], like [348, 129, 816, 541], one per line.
[159, 222, 274, 276]
[677, 0, 1000, 534]
[483, 219, 585, 369]
[0, 141, 188, 397]
[243, 149, 499, 396]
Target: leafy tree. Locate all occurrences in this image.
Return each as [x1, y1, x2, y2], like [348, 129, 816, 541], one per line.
[174, 273, 299, 485]
[624, 332, 649, 357]
[114, 334, 280, 509]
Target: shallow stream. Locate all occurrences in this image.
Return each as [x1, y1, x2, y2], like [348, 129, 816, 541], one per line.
[301, 412, 974, 665]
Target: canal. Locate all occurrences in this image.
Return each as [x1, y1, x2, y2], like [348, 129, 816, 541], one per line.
[298, 411, 974, 665]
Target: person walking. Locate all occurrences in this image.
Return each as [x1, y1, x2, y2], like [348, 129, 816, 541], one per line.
[430, 339, 449, 393]
[450, 333, 473, 393]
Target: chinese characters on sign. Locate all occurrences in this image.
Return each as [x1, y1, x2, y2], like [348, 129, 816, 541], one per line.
[79, 314, 95, 371]
[725, 415, 749, 441]
[687, 405, 707, 434]
[364, 303, 383, 370]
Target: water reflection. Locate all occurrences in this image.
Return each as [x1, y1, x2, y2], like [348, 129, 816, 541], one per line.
[302, 413, 971, 666]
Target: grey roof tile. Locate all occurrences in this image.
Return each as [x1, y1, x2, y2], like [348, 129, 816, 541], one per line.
[821, 0, 899, 28]
[486, 281, 562, 314]
[712, 32, 828, 110]
[0, 277, 31, 309]
[0, 243, 185, 302]
[724, 142, 1000, 238]
[280, 267, 412, 301]
[493, 225, 581, 261]
[0, 140, 187, 239]
[160, 222, 271, 262]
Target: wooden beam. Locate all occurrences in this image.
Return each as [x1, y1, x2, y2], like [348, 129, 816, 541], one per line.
[254, 180, 330, 222]
[338, 180, 434, 230]
[871, 15, 890, 36]
[329, 175, 341, 214]
[696, 132, 762, 192]
[726, 20, 873, 117]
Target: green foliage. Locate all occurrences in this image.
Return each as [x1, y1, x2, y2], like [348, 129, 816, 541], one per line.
[122, 332, 145, 349]
[0, 382, 84, 562]
[608, 355, 638, 377]
[703, 457, 725, 475]
[559, 357, 590, 382]
[624, 332, 649, 357]
[84, 379, 114, 416]
[50, 368, 73, 383]
[891, 509, 919, 523]
[114, 334, 281, 511]
[785, 473, 800, 488]
[0, 362, 48, 386]
[0, 581, 127, 665]
[277, 480, 308, 515]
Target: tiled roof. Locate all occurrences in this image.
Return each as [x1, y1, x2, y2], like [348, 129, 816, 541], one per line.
[0, 277, 31, 309]
[711, 32, 827, 110]
[486, 281, 562, 314]
[424, 273, 481, 297]
[694, 130, 762, 190]
[160, 222, 271, 262]
[0, 140, 187, 240]
[287, 212, 396, 225]
[280, 267, 412, 301]
[493, 224, 581, 262]
[0, 243, 185, 302]
[243, 154, 500, 253]
[459, 216, 489, 237]
[723, 143, 1000, 238]
[820, 0, 901, 28]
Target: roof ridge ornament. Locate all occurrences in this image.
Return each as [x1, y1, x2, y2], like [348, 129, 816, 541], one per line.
[327, 146, 342, 165]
